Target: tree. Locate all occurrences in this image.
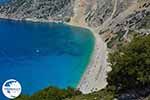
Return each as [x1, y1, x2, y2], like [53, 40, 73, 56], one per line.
[107, 36, 150, 92]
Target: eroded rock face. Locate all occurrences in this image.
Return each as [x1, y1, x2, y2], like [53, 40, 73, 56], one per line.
[69, 0, 149, 49]
[85, 0, 150, 49]
[0, 0, 75, 21]
[85, 0, 113, 27]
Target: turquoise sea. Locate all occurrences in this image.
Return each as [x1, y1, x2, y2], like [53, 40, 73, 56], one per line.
[0, 19, 95, 99]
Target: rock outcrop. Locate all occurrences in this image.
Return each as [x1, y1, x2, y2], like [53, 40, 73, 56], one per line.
[84, 0, 150, 49]
[0, 0, 74, 21]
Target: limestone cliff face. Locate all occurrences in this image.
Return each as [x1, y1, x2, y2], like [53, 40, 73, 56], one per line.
[69, 0, 150, 49]
[0, 0, 75, 21]
[80, 0, 150, 48]
[1, 0, 149, 49]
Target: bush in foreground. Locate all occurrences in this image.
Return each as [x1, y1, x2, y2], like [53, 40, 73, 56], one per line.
[15, 87, 81, 100]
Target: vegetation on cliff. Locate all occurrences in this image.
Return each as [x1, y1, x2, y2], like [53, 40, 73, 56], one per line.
[107, 35, 150, 99]
[108, 36, 150, 91]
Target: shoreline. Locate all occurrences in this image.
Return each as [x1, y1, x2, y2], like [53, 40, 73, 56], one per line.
[0, 16, 109, 94]
[69, 20, 110, 94]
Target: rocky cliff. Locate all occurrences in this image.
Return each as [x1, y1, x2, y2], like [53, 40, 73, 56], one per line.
[80, 0, 150, 49]
[0, 0, 74, 21]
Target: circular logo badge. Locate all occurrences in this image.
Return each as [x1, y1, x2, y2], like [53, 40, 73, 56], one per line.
[2, 79, 22, 99]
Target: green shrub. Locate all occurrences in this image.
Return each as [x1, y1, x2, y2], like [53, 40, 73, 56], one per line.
[107, 36, 150, 91]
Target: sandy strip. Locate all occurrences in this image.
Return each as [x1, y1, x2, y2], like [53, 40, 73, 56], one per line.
[77, 30, 109, 94]
[67, 0, 110, 94]
[68, 20, 110, 94]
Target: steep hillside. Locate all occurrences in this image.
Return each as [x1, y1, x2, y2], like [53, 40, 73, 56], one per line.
[0, 0, 74, 21]
[78, 0, 150, 49]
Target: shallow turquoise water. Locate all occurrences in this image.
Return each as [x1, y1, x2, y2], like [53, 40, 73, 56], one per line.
[0, 19, 95, 99]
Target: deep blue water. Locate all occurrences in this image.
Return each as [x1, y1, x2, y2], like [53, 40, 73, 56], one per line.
[0, 19, 95, 99]
[0, 0, 10, 4]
